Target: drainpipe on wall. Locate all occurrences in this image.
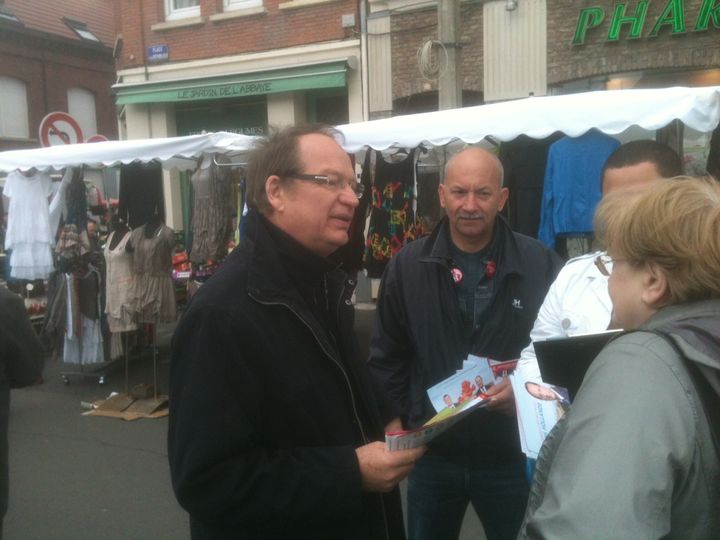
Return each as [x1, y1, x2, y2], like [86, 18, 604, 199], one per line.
[138, 0, 152, 137]
[360, 0, 370, 121]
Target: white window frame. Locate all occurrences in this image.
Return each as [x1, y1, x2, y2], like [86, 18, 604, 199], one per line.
[224, 0, 262, 11]
[67, 87, 97, 141]
[165, 0, 201, 20]
[0, 77, 29, 139]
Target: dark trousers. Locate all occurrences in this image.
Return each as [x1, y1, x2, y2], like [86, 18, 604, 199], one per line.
[407, 453, 529, 540]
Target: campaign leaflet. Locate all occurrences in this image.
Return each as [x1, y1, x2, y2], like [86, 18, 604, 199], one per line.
[509, 369, 570, 459]
[385, 357, 518, 451]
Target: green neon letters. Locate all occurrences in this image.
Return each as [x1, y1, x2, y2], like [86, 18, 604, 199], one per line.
[573, 0, 720, 45]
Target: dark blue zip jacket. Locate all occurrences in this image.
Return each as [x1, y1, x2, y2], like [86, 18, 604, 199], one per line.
[369, 216, 563, 467]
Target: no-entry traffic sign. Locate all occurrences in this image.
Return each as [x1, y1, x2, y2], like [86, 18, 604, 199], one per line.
[39, 112, 84, 146]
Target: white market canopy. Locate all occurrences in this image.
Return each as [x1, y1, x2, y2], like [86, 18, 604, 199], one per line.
[2, 87, 718, 171]
[337, 86, 720, 152]
[0, 131, 261, 173]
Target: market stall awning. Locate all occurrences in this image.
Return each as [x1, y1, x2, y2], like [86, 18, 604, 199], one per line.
[0, 132, 260, 173]
[114, 61, 349, 105]
[337, 86, 720, 152]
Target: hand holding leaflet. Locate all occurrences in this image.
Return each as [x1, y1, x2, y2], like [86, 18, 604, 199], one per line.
[385, 356, 518, 451]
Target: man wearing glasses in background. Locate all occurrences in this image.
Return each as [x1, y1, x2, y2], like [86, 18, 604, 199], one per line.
[168, 124, 424, 540]
[515, 139, 684, 382]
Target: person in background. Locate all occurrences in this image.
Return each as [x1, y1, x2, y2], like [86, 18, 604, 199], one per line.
[516, 140, 683, 381]
[168, 124, 424, 540]
[86, 219, 100, 252]
[0, 284, 44, 536]
[369, 147, 562, 540]
[520, 175, 720, 538]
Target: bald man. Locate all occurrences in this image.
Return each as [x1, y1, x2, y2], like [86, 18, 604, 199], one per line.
[369, 147, 562, 540]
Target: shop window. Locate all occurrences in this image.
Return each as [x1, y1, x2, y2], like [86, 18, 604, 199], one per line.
[224, 0, 262, 11]
[165, 0, 200, 20]
[307, 90, 348, 126]
[0, 77, 29, 139]
[67, 87, 97, 141]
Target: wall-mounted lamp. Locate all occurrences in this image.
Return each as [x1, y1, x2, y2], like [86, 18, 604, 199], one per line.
[505, 0, 517, 11]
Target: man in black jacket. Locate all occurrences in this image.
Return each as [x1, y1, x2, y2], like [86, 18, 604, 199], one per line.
[0, 284, 44, 536]
[369, 147, 563, 540]
[168, 124, 424, 540]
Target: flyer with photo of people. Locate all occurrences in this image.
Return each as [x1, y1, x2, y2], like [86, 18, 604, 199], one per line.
[385, 356, 517, 451]
[510, 370, 570, 459]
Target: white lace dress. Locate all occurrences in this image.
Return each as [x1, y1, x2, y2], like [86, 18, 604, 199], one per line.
[3, 170, 55, 279]
[104, 230, 137, 333]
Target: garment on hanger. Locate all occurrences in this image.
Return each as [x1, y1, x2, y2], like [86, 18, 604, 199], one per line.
[335, 151, 371, 274]
[499, 134, 561, 238]
[364, 149, 418, 278]
[65, 169, 88, 228]
[40, 270, 67, 350]
[538, 130, 620, 249]
[415, 168, 442, 236]
[706, 123, 720, 178]
[118, 162, 164, 229]
[48, 168, 74, 242]
[104, 230, 137, 333]
[63, 268, 104, 365]
[3, 170, 55, 280]
[189, 154, 233, 263]
[130, 223, 176, 324]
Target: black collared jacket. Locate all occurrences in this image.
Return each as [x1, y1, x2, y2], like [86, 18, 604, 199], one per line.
[168, 211, 404, 540]
[368, 216, 563, 467]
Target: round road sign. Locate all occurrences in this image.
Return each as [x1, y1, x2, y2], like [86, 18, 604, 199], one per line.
[39, 112, 84, 146]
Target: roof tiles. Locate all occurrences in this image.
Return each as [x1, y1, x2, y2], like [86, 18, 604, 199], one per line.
[4, 0, 115, 46]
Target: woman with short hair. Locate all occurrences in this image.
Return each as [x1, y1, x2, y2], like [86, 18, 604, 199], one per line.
[519, 176, 720, 539]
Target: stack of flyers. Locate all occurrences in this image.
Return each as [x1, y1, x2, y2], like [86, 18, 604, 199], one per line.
[426, 355, 496, 415]
[385, 355, 518, 451]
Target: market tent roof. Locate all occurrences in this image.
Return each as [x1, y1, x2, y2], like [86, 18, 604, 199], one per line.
[0, 131, 261, 173]
[337, 86, 720, 152]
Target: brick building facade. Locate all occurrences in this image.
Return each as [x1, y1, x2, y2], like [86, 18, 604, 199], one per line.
[114, 0, 364, 140]
[114, 0, 365, 228]
[390, 2, 482, 113]
[369, 0, 720, 116]
[546, 0, 720, 89]
[0, 0, 117, 152]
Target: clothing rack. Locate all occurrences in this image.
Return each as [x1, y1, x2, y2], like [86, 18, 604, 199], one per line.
[60, 265, 117, 385]
[212, 155, 246, 168]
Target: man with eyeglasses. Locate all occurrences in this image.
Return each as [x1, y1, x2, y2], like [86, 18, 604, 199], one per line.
[369, 147, 563, 540]
[515, 140, 683, 384]
[168, 124, 423, 540]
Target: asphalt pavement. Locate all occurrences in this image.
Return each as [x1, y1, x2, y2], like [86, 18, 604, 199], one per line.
[5, 323, 188, 540]
[5, 311, 484, 540]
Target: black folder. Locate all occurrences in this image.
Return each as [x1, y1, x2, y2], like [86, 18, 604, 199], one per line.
[534, 330, 623, 401]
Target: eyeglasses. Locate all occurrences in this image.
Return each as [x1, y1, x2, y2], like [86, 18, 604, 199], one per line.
[594, 254, 615, 277]
[291, 173, 365, 199]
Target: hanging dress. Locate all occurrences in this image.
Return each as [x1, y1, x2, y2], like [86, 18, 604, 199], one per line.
[103, 230, 137, 333]
[130, 224, 177, 323]
[3, 170, 55, 279]
[189, 154, 233, 263]
[363, 149, 418, 278]
[63, 267, 105, 366]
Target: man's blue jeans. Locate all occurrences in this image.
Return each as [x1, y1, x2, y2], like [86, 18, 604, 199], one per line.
[407, 453, 529, 540]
